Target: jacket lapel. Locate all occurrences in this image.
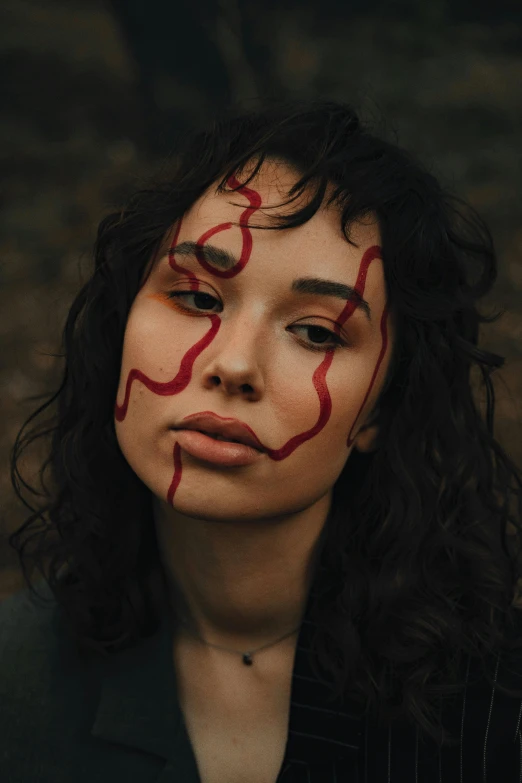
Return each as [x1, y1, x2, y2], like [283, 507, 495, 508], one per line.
[90, 610, 185, 761]
[283, 596, 365, 771]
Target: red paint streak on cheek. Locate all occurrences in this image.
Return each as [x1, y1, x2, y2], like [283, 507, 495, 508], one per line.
[114, 215, 221, 420]
[114, 312, 221, 422]
[330, 244, 390, 448]
[346, 300, 390, 448]
[264, 244, 388, 460]
[115, 177, 263, 506]
[263, 351, 334, 461]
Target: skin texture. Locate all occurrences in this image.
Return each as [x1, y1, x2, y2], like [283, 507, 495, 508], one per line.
[114, 160, 395, 654]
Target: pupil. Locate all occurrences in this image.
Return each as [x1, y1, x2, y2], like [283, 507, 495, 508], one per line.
[308, 326, 327, 343]
[194, 293, 215, 309]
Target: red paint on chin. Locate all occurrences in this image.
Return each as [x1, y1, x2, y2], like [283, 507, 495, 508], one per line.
[167, 441, 183, 506]
[115, 175, 389, 509]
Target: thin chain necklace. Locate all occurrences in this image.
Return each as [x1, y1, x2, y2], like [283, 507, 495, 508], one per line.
[177, 617, 301, 665]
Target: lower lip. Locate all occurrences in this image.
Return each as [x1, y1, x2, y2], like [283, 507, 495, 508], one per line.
[173, 429, 264, 466]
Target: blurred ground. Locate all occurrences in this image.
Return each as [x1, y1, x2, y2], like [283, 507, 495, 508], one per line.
[1, 0, 521, 600]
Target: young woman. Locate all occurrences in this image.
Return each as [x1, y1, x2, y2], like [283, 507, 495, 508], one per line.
[3, 100, 522, 782]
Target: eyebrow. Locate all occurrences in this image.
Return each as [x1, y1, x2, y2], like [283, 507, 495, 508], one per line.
[171, 240, 372, 322]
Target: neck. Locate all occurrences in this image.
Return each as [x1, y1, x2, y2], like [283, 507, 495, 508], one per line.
[152, 493, 330, 649]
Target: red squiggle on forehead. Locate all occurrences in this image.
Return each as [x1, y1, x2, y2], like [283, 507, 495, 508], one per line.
[195, 177, 262, 278]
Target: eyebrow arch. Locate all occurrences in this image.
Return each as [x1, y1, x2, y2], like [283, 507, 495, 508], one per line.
[291, 277, 371, 322]
[172, 240, 372, 322]
[174, 240, 235, 271]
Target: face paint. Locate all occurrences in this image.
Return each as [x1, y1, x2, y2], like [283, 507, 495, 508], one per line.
[115, 177, 259, 417]
[115, 171, 391, 511]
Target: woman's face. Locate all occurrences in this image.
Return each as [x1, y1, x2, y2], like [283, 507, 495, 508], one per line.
[115, 161, 395, 523]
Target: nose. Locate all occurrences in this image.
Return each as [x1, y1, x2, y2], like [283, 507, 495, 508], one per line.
[200, 315, 267, 398]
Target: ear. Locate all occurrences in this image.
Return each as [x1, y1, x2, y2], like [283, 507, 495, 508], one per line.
[352, 406, 381, 454]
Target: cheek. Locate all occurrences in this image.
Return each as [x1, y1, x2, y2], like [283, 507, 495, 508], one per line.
[115, 318, 167, 434]
[267, 364, 320, 418]
[319, 357, 383, 443]
[119, 308, 175, 377]
[119, 308, 146, 365]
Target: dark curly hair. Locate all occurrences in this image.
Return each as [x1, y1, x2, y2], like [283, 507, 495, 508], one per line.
[8, 99, 522, 748]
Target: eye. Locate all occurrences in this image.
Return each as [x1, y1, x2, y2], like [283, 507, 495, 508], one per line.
[290, 324, 345, 352]
[167, 290, 218, 312]
[166, 290, 347, 353]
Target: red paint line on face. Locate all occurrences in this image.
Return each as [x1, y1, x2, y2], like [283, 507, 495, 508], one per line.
[263, 349, 335, 460]
[137, 218, 186, 296]
[193, 176, 262, 277]
[263, 245, 386, 460]
[346, 301, 389, 448]
[165, 176, 262, 501]
[114, 313, 220, 421]
[337, 245, 378, 327]
[116, 177, 263, 422]
[167, 216, 201, 291]
[337, 244, 389, 447]
[167, 441, 183, 507]
[115, 176, 390, 507]
[115, 215, 224, 422]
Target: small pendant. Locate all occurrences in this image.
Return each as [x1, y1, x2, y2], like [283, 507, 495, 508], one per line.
[242, 653, 253, 665]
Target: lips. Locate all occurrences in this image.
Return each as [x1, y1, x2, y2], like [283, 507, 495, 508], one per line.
[174, 412, 264, 452]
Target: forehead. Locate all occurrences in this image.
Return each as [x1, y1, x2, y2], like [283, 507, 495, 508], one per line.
[195, 159, 309, 218]
[181, 159, 379, 252]
[182, 169, 302, 247]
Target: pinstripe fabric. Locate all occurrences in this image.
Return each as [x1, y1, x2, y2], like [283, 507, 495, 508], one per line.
[275, 611, 364, 781]
[2, 582, 522, 781]
[275, 602, 522, 782]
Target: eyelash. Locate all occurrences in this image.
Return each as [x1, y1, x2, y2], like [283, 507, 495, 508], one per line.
[166, 290, 346, 352]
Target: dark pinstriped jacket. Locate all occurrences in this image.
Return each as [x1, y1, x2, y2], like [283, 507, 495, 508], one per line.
[1, 579, 522, 782]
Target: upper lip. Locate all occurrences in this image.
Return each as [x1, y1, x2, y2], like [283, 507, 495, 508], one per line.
[174, 412, 264, 451]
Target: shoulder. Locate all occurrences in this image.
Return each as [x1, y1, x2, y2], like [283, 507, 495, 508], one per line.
[0, 579, 60, 696]
[0, 580, 102, 775]
[0, 578, 81, 683]
[0, 575, 101, 693]
[0, 577, 56, 639]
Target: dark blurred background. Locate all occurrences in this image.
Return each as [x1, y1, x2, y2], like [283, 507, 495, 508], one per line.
[1, 0, 521, 600]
